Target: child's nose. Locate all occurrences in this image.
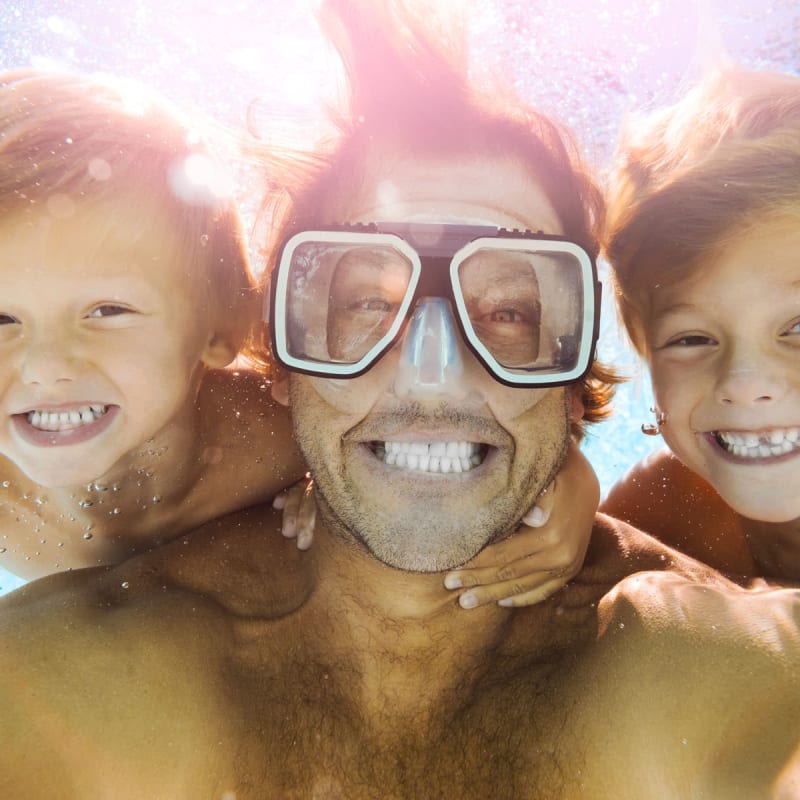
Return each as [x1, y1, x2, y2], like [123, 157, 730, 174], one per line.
[18, 335, 79, 386]
[713, 352, 787, 406]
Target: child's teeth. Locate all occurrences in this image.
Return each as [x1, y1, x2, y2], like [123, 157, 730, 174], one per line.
[717, 428, 800, 459]
[26, 405, 107, 432]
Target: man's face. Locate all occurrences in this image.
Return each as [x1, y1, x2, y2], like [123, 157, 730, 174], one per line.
[280, 154, 584, 571]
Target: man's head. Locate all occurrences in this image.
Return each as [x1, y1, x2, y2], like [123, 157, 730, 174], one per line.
[265, 0, 614, 571]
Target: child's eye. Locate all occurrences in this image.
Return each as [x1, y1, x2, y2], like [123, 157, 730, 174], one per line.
[86, 304, 134, 319]
[663, 333, 716, 348]
[780, 318, 800, 337]
[0, 313, 19, 325]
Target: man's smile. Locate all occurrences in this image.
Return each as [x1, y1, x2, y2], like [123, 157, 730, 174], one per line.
[372, 440, 488, 474]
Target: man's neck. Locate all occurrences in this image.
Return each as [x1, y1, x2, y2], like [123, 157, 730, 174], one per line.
[306, 523, 518, 725]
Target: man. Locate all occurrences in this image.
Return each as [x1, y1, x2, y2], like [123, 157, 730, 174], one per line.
[1, 2, 798, 797]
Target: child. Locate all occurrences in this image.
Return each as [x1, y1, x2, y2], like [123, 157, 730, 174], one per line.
[602, 66, 800, 583]
[0, 68, 596, 607]
[0, 68, 307, 579]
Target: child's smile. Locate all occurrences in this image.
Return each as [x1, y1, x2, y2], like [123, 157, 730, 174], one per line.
[645, 215, 800, 522]
[0, 189, 217, 488]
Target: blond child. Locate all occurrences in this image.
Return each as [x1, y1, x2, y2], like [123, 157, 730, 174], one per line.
[602, 66, 800, 582]
[0, 68, 595, 606]
[0, 69, 308, 579]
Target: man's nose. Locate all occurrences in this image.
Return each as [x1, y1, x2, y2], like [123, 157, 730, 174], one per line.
[713, 349, 787, 406]
[392, 297, 469, 398]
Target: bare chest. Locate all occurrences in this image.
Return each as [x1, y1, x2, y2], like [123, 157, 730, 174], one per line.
[212, 654, 590, 800]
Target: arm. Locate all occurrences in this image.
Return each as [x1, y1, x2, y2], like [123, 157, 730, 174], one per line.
[444, 442, 599, 608]
[195, 367, 308, 504]
[601, 447, 754, 575]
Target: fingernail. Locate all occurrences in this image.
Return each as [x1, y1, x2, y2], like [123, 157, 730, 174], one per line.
[522, 505, 546, 527]
[297, 532, 312, 551]
[498, 597, 513, 607]
[459, 592, 478, 609]
[444, 575, 462, 590]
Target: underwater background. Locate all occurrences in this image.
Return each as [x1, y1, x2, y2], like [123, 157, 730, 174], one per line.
[0, 0, 797, 592]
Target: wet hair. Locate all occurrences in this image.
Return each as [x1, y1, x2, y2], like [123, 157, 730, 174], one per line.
[0, 68, 255, 351]
[256, 0, 618, 434]
[605, 66, 800, 354]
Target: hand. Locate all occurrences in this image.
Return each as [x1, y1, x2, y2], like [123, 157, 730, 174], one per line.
[444, 443, 599, 608]
[272, 474, 316, 550]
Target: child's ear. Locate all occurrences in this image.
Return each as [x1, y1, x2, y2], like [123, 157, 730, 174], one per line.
[271, 366, 290, 406]
[201, 332, 238, 368]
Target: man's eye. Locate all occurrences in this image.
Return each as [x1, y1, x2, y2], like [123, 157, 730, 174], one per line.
[86, 304, 133, 318]
[486, 308, 526, 324]
[0, 313, 19, 325]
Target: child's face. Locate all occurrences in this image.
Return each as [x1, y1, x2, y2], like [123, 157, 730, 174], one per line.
[0, 190, 217, 488]
[644, 216, 800, 522]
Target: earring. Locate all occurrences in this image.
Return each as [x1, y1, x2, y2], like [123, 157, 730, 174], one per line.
[641, 408, 667, 436]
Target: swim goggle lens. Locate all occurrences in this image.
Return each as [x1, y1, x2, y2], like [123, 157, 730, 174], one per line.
[267, 223, 600, 387]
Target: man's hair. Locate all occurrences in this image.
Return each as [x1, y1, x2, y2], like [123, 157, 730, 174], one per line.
[0, 69, 255, 350]
[605, 66, 800, 354]
[255, 0, 617, 434]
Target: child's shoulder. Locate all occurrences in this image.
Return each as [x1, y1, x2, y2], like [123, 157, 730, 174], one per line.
[189, 366, 306, 513]
[600, 447, 752, 574]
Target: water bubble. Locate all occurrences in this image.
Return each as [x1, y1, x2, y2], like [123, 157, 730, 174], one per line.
[200, 233, 209, 247]
[0, 547, 6, 554]
[112, 484, 121, 492]
[93, 483, 109, 492]
[57, 542, 64, 548]
[78, 499, 94, 508]
[120, 581, 130, 590]
[34, 496, 46, 506]
[0, 481, 8, 488]
[110, 507, 121, 516]
[152, 495, 162, 504]
[39, 539, 46, 544]
[82, 532, 93, 540]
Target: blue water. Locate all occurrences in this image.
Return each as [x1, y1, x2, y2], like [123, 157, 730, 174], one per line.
[0, 0, 795, 593]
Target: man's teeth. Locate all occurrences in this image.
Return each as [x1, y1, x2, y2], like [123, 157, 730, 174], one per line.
[27, 404, 107, 432]
[716, 428, 800, 459]
[375, 440, 485, 474]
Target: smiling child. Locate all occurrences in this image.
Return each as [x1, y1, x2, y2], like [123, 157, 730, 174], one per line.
[602, 66, 800, 582]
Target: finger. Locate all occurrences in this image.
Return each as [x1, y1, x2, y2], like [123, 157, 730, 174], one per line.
[522, 479, 556, 527]
[456, 569, 563, 609]
[294, 482, 317, 551]
[272, 493, 288, 510]
[457, 526, 557, 572]
[280, 486, 305, 539]
[497, 576, 569, 607]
